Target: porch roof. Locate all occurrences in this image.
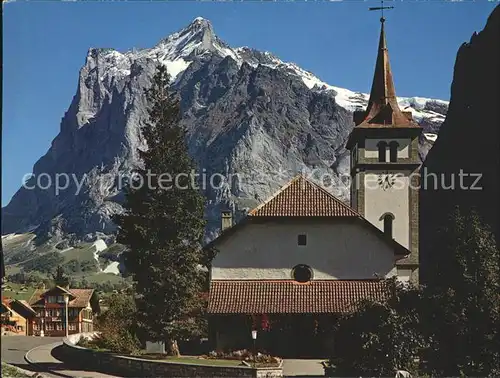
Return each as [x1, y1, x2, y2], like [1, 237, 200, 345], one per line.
[207, 280, 390, 314]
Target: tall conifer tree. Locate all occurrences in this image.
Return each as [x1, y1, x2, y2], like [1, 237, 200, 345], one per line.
[114, 65, 212, 355]
[52, 265, 70, 287]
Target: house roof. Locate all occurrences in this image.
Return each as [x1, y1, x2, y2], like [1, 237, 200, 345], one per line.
[40, 286, 76, 300]
[29, 287, 95, 308]
[248, 175, 359, 218]
[9, 299, 37, 318]
[205, 175, 411, 258]
[17, 300, 37, 314]
[1, 297, 36, 319]
[207, 280, 390, 314]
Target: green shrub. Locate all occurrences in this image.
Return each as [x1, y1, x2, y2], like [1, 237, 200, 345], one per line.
[327, 279, 426, 377]
[83, 294, 141, 355]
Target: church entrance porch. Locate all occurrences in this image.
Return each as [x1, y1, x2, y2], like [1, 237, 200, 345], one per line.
[261, 314, 336, 358]
[209, 314, 336, 358]
[207, 279, 390, 358]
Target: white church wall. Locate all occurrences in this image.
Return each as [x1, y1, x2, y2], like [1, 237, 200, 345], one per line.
[363, 171, 410, 249]
[211, 220, 399, 280]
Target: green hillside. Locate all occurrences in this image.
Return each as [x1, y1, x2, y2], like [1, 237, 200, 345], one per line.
[2, 233, 130, 293]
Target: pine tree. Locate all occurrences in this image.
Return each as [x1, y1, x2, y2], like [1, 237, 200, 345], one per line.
[114, 64, 214, 356]
[52, 265, 69, 287]
[80, 276, 89, 289]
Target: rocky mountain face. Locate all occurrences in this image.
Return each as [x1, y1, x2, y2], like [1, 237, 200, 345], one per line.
[420, 6, 500, 284]
[2, 17, 447, 247]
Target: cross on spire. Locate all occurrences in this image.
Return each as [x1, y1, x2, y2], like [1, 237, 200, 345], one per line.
[369, 0, 394, 23]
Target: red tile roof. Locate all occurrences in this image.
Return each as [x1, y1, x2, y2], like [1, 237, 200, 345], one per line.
[29, 287, 94, 308]
[67, 289, 94, 308]
[204, 175, 411, 258]
[248, 175, 359, 218]
[207, 280, 389, 314]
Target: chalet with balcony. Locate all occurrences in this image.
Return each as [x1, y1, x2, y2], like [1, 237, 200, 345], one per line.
[28, 285, 99, 336]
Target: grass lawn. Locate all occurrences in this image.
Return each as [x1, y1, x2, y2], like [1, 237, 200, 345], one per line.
[165, 356, 243, 366]
[138, 354, 279, 367]
[1, 282, 37, 301]
[1, 362, 33, 377]
[137, 354, 243, 366]
[60, 243, 99, 269]
[83, 272, 128, 285]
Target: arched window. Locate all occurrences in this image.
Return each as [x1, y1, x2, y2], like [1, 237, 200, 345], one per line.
[292, 264, 313, 283]
[377, 141, 388, 162]
[380, 213, 395, 239]
[389, 141, 400, 162]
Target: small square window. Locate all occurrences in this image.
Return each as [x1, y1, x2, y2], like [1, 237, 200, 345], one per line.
[298, 234, 307, 246]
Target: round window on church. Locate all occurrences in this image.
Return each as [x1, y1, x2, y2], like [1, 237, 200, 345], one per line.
[292, 264, 313, 283]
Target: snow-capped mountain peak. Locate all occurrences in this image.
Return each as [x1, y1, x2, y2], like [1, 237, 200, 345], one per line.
[156, 16, 219, 58]
[2, 17, 448, 244]
[81, 18, 447, 130]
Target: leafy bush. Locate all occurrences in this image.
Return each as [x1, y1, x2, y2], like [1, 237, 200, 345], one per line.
[82, 294, 141, 355]
[420, 208, 500, 376]
[326, 279, 426, 377]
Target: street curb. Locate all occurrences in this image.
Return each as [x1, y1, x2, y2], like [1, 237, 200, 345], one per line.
[24, 342, 69, 378]
[2, 362, 48, 378]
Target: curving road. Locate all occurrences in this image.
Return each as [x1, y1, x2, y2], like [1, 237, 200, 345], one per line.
[1, 335, 118, 377]
[2, 335, 324, 377]
[1, 335, 60, 366]
[1, 335, 62, 377]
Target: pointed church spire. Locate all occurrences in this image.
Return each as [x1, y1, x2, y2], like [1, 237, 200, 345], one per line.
[368, 18, 396, 108]
[356, 16, 416, 127]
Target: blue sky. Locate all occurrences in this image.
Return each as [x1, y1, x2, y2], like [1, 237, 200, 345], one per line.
[2, 0, 497, 206]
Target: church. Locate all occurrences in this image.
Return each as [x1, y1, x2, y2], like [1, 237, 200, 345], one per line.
[205, 16, 421, 357]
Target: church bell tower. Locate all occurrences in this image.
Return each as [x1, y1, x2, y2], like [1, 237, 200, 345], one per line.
[346, 16, 422, 283]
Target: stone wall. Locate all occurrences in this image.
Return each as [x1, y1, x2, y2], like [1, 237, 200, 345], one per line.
[62, 333, 283, 378]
